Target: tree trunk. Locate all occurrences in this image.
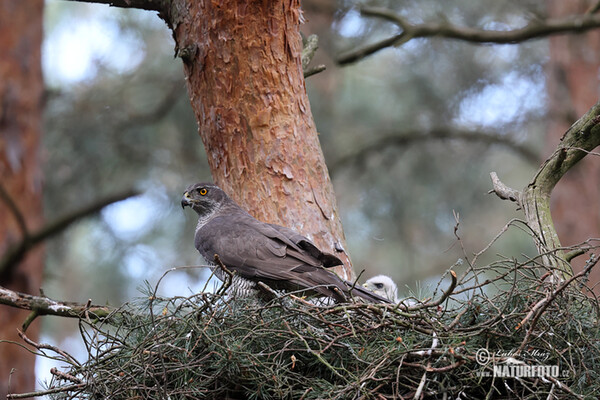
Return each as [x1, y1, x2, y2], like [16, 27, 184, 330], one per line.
[547, 0, 600, 286]
[0, 0, 45, 396]
[168, 0, 353, 278]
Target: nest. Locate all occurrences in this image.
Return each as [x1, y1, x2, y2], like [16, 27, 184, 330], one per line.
[32, 224, 600, 400]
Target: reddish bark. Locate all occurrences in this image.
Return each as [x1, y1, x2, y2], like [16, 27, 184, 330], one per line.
[169, 0, 353, 278]
[547, 0, 600, 286]
[0, 0, 45, 395]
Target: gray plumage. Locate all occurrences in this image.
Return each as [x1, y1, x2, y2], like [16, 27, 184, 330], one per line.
[181, 182, 390, 303]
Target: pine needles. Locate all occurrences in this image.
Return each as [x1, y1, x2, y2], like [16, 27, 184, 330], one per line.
[13, 220, 598, 400]
[29, 248, 598, 400]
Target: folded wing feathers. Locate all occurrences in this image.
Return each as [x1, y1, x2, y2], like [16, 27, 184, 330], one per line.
[196, 215, 388, 303]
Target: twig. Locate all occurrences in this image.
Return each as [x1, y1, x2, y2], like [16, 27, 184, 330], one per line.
[285, 321, 352, 383]
[545, 375, 584, 399]
[408, 270, 457, 311]
[6, 383, 87, 399]
[347, 269, 366, 301]
[22, 309, 40, 332]
[18, 330, 80, 367]
[304, 64, 326, 78]
[577, 254, 596, 290]
[516, 256, 599, 352]
[489, 172, 522, 206]
[565, 248, 586, 262]
[413, 371, 427, 399]
[256, 281, 280, 301]
[50, 367, 83, 384]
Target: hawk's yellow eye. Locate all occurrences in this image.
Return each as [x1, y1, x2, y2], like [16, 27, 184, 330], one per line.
[199, 188, 208, 196]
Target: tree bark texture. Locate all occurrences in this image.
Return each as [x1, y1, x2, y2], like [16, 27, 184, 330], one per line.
[168, 0, 353, 278]
[547, 0, 600, 285]
[0, 0, 45, 396]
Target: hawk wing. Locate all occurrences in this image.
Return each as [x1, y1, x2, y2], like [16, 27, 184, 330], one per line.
[265, 223, 344, 268]
[195, 215, 385, 302]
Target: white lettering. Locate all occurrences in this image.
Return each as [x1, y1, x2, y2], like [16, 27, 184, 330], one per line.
[492, 364, 559, 378]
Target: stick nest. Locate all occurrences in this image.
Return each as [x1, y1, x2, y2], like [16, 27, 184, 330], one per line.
[34, 243, 600, 399]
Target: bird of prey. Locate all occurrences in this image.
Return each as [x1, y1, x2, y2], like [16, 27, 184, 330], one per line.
[181, 182, 390, 303]
[364, 275, 400, 303]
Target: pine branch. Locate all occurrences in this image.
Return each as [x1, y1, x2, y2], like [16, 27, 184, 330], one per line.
[338, 8, 600, 65]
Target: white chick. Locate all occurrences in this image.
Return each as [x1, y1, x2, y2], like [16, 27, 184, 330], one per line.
[364, 275, 400, 303]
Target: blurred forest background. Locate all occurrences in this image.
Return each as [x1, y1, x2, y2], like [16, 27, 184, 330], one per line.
[11, 0, 598, 387]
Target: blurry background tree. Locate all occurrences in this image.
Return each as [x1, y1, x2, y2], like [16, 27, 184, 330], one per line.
[1, 0, 600, 393]
[0, 1, 44, 396]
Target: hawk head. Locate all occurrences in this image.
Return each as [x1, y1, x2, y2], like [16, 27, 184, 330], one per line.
[181, 182, 230, 218]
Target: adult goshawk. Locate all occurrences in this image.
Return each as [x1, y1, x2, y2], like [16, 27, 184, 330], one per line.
[182, 182, 389, 303]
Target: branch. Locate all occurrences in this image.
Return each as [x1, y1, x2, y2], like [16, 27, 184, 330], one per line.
[6, 384, 87, 400]
[532, 104, 600, 191]
[330, 128, 538, 174]
[304, 65, 327, 78]
[489, 172, 521, 207]
[407, 270, 457, 312]
[301, 34, 326, 78]
[0, 286, 115, 327]
[338, 7, 600, 64]
[19, 331, 80, 366]
[0, 189, 140, 283]
[491, 101, 600, 278]
[62, 0, 165, 12]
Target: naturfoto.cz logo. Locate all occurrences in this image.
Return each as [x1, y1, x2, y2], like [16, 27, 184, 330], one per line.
[475, 348, 565, 378]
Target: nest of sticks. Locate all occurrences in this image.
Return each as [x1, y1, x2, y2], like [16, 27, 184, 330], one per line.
[27, 230, 600, 399]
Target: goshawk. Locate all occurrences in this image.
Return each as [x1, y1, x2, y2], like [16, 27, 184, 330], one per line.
[182, 182, 389, 303]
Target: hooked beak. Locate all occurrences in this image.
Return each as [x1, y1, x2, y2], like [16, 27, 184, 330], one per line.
[181, 192, 192, 209]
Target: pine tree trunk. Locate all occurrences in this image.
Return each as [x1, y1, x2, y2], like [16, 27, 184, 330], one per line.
[547, 0, 600, 286]
[0, 0, 45, 395]
[169, 0, 353, 278]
